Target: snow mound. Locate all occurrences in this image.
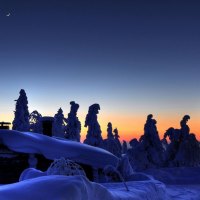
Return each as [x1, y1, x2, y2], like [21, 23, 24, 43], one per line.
[19, 168, 46, 181]
[0, 175, 113, 200]
[0, 130, 118, 168]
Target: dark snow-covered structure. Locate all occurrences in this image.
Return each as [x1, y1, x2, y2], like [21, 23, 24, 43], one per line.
[12, 89, 30, 132]
[64, 101, 81, 142]
[84, 104, 103, 147]
[0, 130, 118, 183]
[0, 122, 11, 130]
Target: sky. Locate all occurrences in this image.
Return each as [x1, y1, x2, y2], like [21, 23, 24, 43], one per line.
[0, 0, 199, 141]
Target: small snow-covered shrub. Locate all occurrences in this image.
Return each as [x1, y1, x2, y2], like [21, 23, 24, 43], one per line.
[47, 157, 86, 176]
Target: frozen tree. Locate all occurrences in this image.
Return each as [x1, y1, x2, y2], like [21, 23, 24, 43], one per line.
[29, 110, 43, 133]
[122, 140, 128, 154]
[103, 123, 121, 157]
[114, 128, 122, 154]
[64, 101, 81, 142]
[47, 157, 86, 176]
[164, 115, 200, 167]
[107, 122, 114, 139]
[52, 108, 65, 138]
[180, 115, 190, 140]
[12, 89, 30, 131]
[117, 156, 134, 180]
[84, 104, 103, 147]
[127, 114, 164, 170]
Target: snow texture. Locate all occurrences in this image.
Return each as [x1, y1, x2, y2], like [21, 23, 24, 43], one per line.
[0, 175, 168, 200]
[0, 130, 118, 168]
[84, 104, 103, 147]
[64, 101, 81, 142]
[12, 89, 30, 132]
[0, 175, 113, 200]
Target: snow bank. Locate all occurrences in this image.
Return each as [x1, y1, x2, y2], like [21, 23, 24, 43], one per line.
[0, 175, 169, 200]
[0, 130, 118, 168]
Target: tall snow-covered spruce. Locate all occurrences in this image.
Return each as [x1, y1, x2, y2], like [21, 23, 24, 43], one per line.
[29, 110, 43, 133]
[52, 108, 65, 138]
[12, 89, 30, 131]
[64, 101, 81, 142]
[84, 104, 103, 147]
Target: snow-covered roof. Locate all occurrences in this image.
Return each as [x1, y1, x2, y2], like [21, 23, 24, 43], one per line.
[0, 130, 118, 168]
[40, 116, 54, 121]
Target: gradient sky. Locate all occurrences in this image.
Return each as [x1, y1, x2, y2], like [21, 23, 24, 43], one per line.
[0, 0, 199, 141]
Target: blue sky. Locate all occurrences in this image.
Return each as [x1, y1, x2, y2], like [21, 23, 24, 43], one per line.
[0, 0, 199, 140]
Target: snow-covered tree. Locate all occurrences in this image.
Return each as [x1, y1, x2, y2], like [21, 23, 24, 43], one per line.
[127, 114, 164, 170]
[164, 115, 200, 167]
[29, 110, 43, 133]
[114, 128, 122, 154]
[103, 122, 121, 157]
[64, 101, 81, 142]
[12, 89, 30, 131]
[47, 157, 86, 176]
[107, 122, 114, 139]
[52, 108, 65, 138]
[84, 104, 103, 147]
[117, 156, 134, 180]
[122, 140, 128, 154]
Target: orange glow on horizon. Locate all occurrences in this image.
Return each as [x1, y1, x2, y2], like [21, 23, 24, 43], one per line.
[2, 112, 199, 143]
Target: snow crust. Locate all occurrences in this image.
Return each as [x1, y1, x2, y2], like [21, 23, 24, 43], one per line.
[0, 130, 118, 168]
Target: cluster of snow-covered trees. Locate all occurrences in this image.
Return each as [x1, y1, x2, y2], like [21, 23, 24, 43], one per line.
[127, 114, 200, 170]
[12, 89, 200, 170]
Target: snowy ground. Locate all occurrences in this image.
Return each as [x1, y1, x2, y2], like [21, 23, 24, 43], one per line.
[166, 185, 200, 200]
[0, 175, 169, 200]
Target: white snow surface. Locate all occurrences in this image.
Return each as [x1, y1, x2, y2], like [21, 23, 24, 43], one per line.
[143, 167, 200, 184]
[0, 175, 168, 200]
[0, 130, 118, 168]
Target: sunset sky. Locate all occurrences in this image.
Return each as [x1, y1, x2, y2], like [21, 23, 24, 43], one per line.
[0, 0, 199, 142]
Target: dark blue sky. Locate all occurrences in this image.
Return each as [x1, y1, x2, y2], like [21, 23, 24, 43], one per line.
[0, 0, 199, 139]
